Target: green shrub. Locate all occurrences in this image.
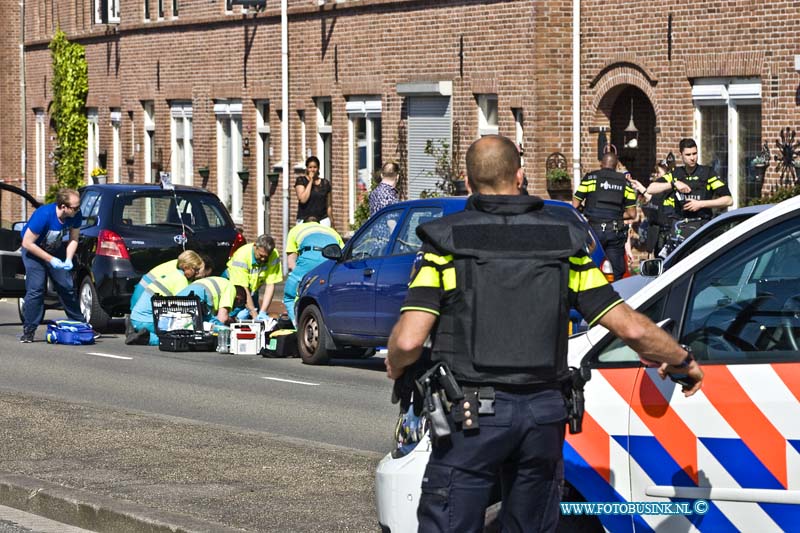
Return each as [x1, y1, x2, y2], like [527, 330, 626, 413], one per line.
[747, 184, 800, 206]
[47, 29, 88, 202]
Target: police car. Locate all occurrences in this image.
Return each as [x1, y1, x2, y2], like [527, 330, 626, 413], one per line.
[376, 194, 800, 532]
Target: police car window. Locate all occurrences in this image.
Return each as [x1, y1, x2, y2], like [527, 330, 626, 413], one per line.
[391, 207, 443, 256]
[681, 217, 800, 362]
[349, 209, 403, 261]
[596, 297, 667, 364]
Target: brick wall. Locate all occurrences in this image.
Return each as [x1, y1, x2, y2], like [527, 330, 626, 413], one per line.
[5, 0, 800, 243]
[1, 0, 22, 225]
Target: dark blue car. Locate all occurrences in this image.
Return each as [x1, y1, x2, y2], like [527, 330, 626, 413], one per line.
[294, 197, 608, 364]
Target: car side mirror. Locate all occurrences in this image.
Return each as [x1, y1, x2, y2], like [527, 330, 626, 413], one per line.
[321, 243, 343, 261]
[12, 221, 25, 232]
[640, 258, 664, 278]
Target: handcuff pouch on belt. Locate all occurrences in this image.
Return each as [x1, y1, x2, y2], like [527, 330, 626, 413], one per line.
[413, 362, 500, 441]
[562, 366, 591, 434]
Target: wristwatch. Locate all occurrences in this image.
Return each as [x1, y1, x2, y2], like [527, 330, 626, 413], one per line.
[677, 344, 694, 368]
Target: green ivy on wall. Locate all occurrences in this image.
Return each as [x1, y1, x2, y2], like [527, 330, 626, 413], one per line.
[46, 29, 88, 202]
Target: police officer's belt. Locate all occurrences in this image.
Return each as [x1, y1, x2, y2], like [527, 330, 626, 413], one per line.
[459, 382, 561, 394]
[589, 220, 625, 231]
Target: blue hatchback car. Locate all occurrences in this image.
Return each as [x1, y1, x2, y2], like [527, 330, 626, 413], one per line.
[294, 197, 607, 364]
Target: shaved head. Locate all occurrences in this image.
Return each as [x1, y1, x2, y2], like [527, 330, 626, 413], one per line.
[601, 152, 618, 170]
[465, 135, 522, 194]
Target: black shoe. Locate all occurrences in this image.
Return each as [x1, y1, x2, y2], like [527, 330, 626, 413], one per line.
[19, 331, 34, 343]
[124, 315, 135, 337]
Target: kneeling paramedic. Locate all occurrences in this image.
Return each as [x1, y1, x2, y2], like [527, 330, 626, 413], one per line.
[225, 234, 282, 321]
[283, 217, 344, 324]
[386, 135, 704, 533]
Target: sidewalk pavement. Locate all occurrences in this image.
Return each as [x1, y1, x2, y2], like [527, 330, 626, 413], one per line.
[0, 392, 381, 532]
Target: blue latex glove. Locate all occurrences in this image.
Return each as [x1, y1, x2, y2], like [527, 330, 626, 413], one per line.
[256, 311, 270, 321]
[61, 258, 73, 271]
[236, 308, 251, 320]
[49, 257, 64, 269]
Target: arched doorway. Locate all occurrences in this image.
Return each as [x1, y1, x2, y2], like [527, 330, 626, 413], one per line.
[596, 86, 657, 183]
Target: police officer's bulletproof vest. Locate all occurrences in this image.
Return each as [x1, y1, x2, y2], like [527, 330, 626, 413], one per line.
[672, 165, 713, 201]
[418, 195, 589, 386]
[584, 169, 628, 221]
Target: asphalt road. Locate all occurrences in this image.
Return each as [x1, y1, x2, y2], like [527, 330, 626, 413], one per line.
[0, 299, 399, 454]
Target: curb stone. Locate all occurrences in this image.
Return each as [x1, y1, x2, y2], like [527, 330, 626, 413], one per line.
[0, 472, 245, 533]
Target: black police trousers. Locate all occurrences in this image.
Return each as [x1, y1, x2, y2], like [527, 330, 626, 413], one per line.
[594, 227, 627, 281]
[417, 388, 567, 533]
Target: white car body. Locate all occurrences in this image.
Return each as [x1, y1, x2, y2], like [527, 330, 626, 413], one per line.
[376, 195, 800, 532]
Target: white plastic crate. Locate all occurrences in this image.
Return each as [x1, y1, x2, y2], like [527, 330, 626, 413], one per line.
[230, 321, 265, 355]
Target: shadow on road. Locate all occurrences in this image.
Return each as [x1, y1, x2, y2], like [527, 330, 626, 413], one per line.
[329, 355, 387, 372]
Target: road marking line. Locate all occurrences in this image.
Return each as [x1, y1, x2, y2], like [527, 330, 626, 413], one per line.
[86, 352, 133, 360]
[262, 376, 319, 386]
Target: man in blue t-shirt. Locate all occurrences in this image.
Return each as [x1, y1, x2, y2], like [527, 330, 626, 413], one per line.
[19, 188, 84, 342]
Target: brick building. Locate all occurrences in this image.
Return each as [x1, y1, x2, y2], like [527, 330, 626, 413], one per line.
[2, 0, 799, 246]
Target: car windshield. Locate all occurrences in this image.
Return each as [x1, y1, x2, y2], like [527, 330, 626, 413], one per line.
[116, 192, 230, 230]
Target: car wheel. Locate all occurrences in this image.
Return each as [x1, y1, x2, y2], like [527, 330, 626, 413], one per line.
[17, 297, 44, 324]
[297, 304, 331, 365]
[79, 276, 110, 331]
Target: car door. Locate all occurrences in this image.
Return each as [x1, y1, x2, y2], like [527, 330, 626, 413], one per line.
[325, 207, 404, 335]
[374, 204, 445, 337]
[628, 213, 800, 532]
[564, 296, 670, 533]
[0, 184, 42, 297]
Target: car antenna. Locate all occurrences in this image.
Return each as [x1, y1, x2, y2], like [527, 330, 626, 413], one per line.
[159, 170, 187, 251]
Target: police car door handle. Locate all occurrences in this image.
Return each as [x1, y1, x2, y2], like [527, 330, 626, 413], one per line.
[363, 268, 375, 277]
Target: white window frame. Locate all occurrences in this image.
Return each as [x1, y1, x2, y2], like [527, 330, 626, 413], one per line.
[170, 102, 193, 186]
[513, 108, 524, 166]
[35, 110, 46, 197]
[477, 94, 499, 137]
[346, 96, 382, 225]
[87, 108, 100, 175]
[143, 101, 155, 183]
[95, 0, 120, 23]
[299, 110, 307, 162]
[215, 100, 243, 224]
[256, 100, 271, 235]
[692, 78, 761, 209]
[111, 109, 121, 183]
[316, 97, 332, 182]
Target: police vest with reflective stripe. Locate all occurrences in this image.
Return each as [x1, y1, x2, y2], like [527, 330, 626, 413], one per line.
[583, 169, 628, 221]
[418, 196, 589, 386]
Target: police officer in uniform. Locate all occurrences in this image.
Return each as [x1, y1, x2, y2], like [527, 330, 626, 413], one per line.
[646, 138, 732, 243]
[572, 152, 637, 280]
[386, 135, 704, 533]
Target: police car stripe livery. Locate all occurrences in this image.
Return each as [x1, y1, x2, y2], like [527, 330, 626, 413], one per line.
[565, 364, 800, 532]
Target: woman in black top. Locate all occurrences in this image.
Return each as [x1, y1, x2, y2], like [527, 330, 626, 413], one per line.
[295, 156, 333, 227]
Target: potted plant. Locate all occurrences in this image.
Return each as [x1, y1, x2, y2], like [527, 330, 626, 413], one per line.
[452, 170, 468, 196]
[546, 167, 572, 190]
[90, 166, 108, 184]
[237, 170, 250, 184]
